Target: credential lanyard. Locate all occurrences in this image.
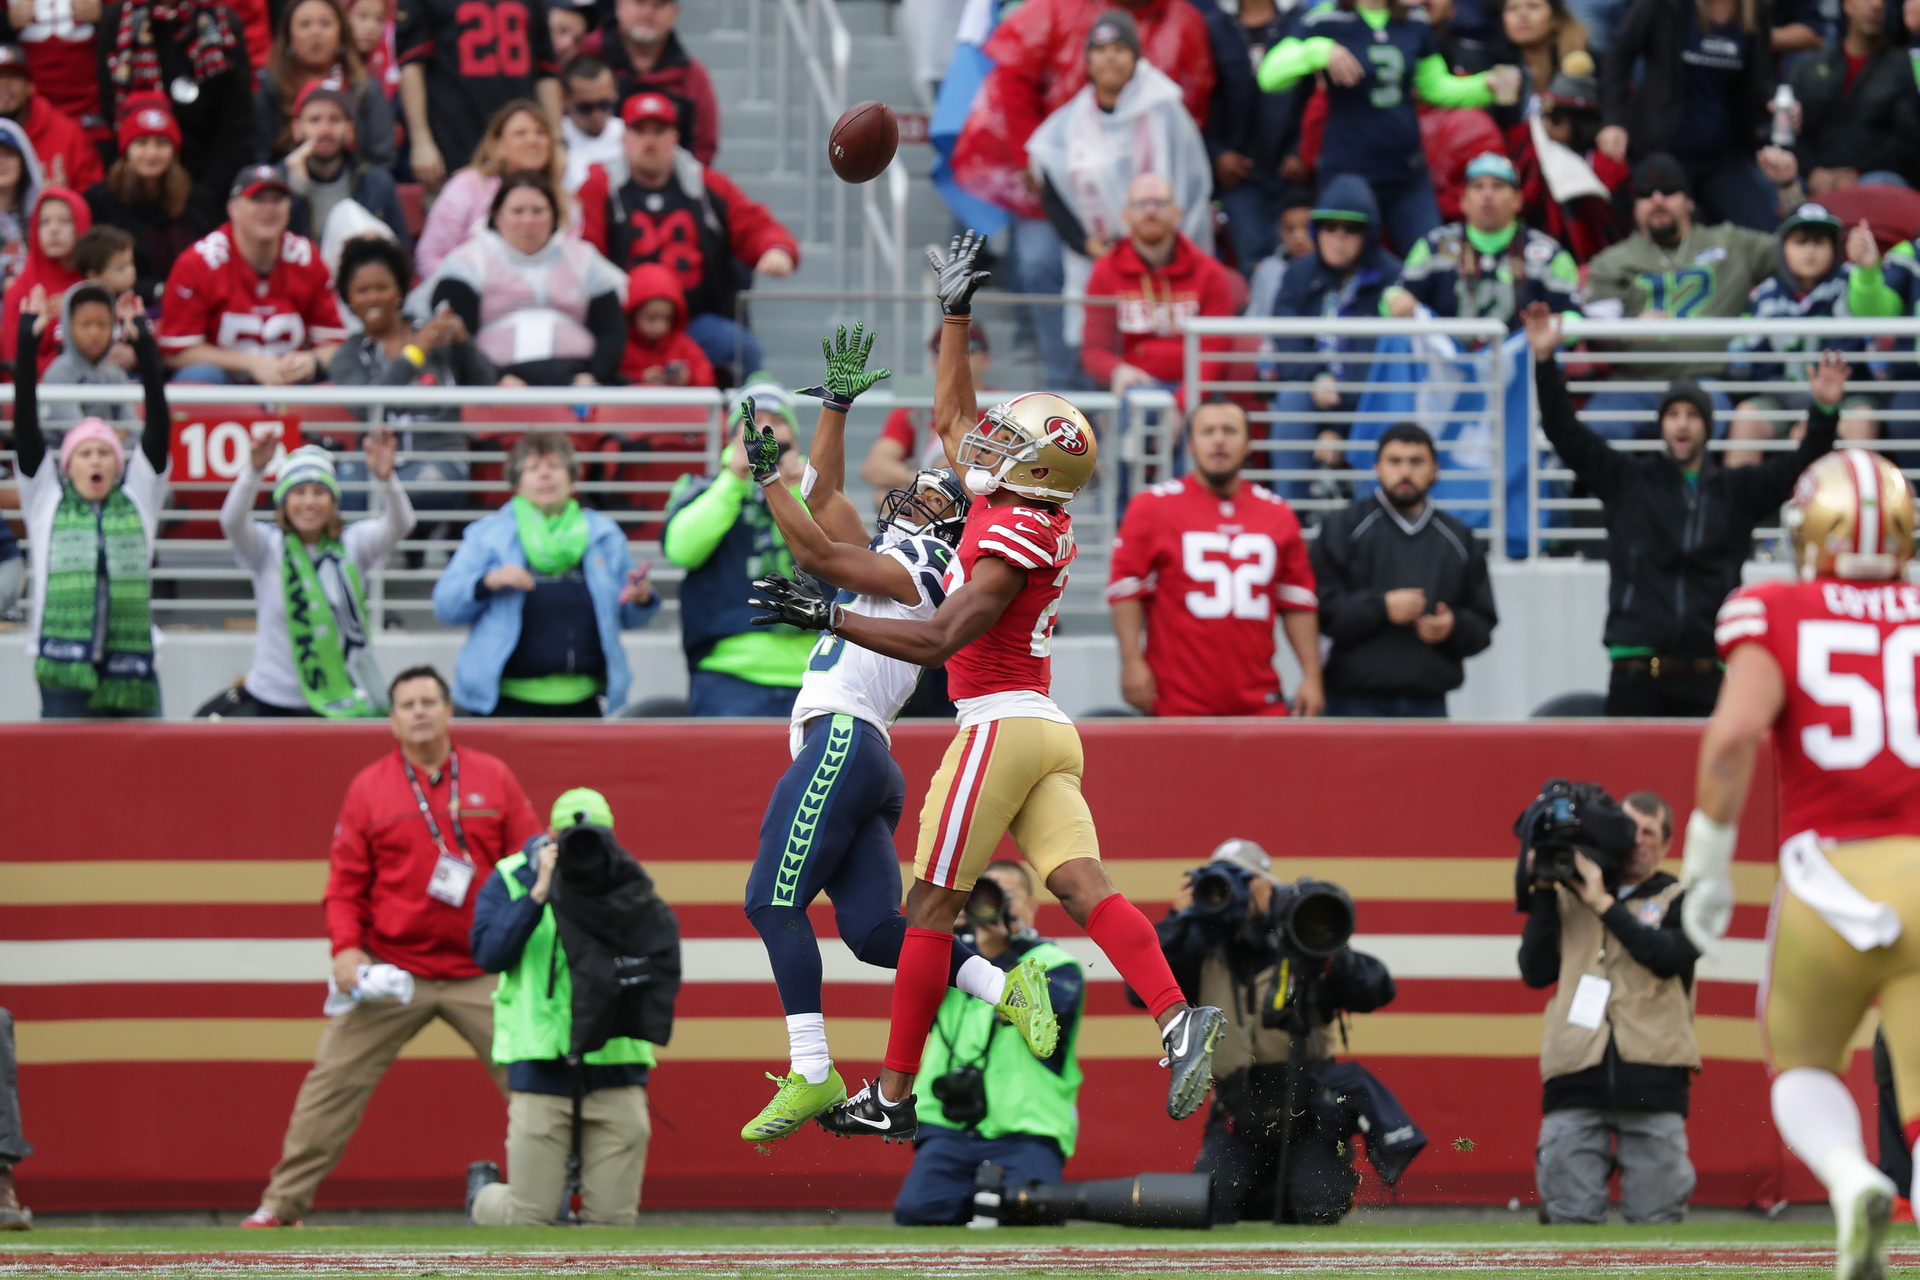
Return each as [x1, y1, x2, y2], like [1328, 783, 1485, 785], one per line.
[402, 751, 470, 861]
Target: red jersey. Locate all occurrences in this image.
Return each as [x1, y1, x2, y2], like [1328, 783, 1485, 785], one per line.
[156, 224, 347, 360]
[325, 744, 543, 981]
[1107, 476, 1317, 717]
[944, 498, 1076, 702]
[1716, 578, 1920, 844]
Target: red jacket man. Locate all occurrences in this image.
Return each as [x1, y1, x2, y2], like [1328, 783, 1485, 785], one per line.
[950, 0, 1214, 220]
[1081, 174, 1237, 396]
[243, 667, 542, 1229]
[0, 44, 102, 189]
[586, 0, 719, 165]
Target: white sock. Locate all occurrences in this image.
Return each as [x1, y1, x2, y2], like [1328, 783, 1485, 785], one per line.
[876, 1080, 904, 1108]
[785, 1013, 831, 1085]
[956, 954, 1007, 1005]
[1772, 1067, 1869, 1188]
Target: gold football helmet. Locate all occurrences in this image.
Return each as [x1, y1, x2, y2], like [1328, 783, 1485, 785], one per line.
[957, 393, 1098, 503]
[1784, 448, 1916, 581]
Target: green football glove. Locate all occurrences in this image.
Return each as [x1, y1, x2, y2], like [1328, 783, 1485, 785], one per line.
[749, 572, 837, 631]
[738, 398, 784, 488]
[797, 322, 891, 411]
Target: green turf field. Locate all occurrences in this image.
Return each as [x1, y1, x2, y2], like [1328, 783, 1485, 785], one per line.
[0, 1221, 1906, 1279]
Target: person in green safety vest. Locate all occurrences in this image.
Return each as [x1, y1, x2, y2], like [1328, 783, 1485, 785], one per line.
[893, 862, 1086, 1225]
[464, 787, 661, 1225]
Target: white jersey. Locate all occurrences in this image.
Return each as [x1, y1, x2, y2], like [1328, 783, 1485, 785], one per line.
[787, 532, 954, 756]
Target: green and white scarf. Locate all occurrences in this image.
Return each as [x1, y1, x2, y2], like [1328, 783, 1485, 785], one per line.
[281, 533, 383, 717]
[35, 483, 158, 711]
[510, 495, 588, 575]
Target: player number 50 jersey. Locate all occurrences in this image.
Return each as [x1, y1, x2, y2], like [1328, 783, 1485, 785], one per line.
[787, 533, 953, 752]
[1716, 578, 1920, 843]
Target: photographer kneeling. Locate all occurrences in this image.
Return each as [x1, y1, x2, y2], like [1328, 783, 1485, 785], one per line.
[1517, 784, 1700, 1225]
[894, 863, 1085, 1226]
[1151, 841, 1401, 1225]
[466, 789, 681, 1226]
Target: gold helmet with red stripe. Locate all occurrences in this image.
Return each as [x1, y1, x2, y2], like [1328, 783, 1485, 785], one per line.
[957, 393, 1098, 503]
[1785, 448, 1916, 581]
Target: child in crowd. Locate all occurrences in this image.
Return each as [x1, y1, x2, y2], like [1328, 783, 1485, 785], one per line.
[548, 0, 595, 67]
[75, 226, 138, 301]
[0, 187, 89, 373]
[346, 0, 399, 97]
[619, 264, 713, 387]
[39, 283, 142, 429]
[1247, 184, 1321, 316]
[1726, 203, 1876, 465]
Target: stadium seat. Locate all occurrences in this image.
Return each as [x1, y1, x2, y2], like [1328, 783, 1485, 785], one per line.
[1529, 691, 1609, 718]
[1818, 186, 1920, 255]
[396, 183, 425, 242]
[461, 403, 584, 509]
[597, 402, 714, 515]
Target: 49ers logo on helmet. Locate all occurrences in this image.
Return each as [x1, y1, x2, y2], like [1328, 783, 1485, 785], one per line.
[1049, 417, 1088, 455]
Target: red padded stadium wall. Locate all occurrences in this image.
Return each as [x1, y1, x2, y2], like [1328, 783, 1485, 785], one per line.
[1, 721, 1858, 1212]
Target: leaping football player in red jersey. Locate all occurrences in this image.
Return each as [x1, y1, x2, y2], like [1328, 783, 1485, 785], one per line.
[1654, 323, 1916, 1276]
[750, 232, 1226, 1142]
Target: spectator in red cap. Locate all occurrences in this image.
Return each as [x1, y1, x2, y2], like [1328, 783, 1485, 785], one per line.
[0, 42, 98, 191]
[578, 90, 796, 383]
[83, 93, 211, 306]
[157, 163, 347, 383]
[415, 98, 569, 277]
[591, 0, 716, 164]
[252, 0, 396, 168]
[281, 79, 410, 250]
[97, 0, 256, 199]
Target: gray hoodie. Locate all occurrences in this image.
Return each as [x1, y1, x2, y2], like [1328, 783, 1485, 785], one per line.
[40, 285, 133, 427]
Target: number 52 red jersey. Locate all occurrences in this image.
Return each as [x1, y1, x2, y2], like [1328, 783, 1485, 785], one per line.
[944, 500, 1075, 702]
[1717, 577, 1920, 843]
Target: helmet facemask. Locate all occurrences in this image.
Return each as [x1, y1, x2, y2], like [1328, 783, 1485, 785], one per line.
[880, 469, 970, 546]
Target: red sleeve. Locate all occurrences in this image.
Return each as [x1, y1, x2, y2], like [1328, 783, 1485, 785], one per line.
[60, 117, 105, 189]
[225, 0, 272, 76]
[578, 166, 611, 258]
[670, 330, 715, 386]
[879, 407, 917, 451]
[1298, 87, 1326, 172]
[685, 60, 720, 167]
[156, 245, 217, 351]
[1080, 254, 1122, 385]
[498, 769, 543, 863]
[323, 777, 376, 956]
[0, 276, 23, 364]
[706, 168, 798, 268]
[1273, 511, 1318, 611]
[1715, 586, 1773, 662]
[528, 0, 559, 77]
[394, 0, 434, 64]
[1105, 491, 1161, 602]
[1171, 10, 1215, 127]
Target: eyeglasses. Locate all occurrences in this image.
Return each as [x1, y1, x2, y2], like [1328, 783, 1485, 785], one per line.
[1126, 197, 1174, 211]
[1637, 186, 1685, 198]
[569, 99, 616, 115]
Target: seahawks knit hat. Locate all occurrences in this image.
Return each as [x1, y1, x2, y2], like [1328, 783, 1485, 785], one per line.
[550, 786, 615, 832]
[730, 373, 800, 433]
[273, 444, 343, 506]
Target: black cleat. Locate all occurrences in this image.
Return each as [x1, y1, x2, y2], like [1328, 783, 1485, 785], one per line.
[1161, 1005, 1225, 1120]
[815, 1080, 918, 1143]
[465, 1160, 500, 1224]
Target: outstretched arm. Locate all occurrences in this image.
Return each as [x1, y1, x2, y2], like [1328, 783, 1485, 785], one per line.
[752, 553, 1024, 667]
[928, 232, 992, 468]
[797, 323, 891, 546]
[743, 410, 918, 605]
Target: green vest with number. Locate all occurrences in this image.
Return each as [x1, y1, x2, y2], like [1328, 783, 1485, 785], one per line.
[917, 941, 1083, 1156]
[489, 850, 656, 1069]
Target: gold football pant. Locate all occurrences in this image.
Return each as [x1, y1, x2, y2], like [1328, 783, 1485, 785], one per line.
[913, 717, 1100, 892]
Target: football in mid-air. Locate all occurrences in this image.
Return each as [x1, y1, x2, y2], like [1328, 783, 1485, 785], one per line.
[829, 101, 898, 184]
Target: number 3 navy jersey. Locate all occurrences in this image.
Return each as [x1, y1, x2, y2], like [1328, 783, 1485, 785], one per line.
[396, 0, 558, 171]
[787, 533, 953, 754]
[1717, 578, 1920, 843]
[1106, 476, 1317, 717]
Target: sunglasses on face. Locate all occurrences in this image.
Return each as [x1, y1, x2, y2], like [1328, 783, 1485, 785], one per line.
[1638, 186, 1685, 198]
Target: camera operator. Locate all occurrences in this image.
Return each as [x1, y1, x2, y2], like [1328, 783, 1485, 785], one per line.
[893, 862, 1085, 1226]
[1151, 840, 1398, 1225]
[1517, 785, 1701, 1225]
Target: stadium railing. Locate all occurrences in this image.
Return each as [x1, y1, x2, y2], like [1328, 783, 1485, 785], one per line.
[0, 381, 1165, 631]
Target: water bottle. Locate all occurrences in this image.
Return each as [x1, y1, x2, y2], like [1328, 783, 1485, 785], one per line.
[1771, 84, 1796, 149]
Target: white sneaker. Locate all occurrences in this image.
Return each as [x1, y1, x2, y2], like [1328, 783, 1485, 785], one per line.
[1829, 1154, 1897, 1280]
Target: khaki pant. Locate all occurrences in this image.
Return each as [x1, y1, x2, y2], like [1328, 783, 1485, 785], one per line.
[471, 1087, 651, 1226]
[262, 974, 505, 1221]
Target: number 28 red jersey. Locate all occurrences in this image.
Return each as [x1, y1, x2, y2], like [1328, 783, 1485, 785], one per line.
[1106, 476, 1317, 716]
[944, 500, 1075, 703]
[1717, 577, 1920, 843]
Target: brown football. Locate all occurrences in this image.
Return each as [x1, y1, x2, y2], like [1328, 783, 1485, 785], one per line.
[828, 100, 898, 184]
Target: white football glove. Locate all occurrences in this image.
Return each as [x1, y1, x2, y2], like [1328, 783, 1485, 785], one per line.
[1679, 810, 1738, 957]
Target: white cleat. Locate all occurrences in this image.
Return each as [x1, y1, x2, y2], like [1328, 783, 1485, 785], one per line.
[1829, 1155, 1897, 1280]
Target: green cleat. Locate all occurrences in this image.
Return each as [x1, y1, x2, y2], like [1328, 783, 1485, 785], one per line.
[741, 1067, 848, 1144]
[996, 954, 1060, 1058]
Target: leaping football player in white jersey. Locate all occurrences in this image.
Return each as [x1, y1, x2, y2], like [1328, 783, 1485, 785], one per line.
[736, 325, 1058, 1146]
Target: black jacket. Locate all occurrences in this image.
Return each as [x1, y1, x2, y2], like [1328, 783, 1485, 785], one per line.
[1152, 909, 1397, 1019]
[96, 5, 256, 201]
[1535, 358, 1836, 657]
[1311, 490, 1498, 697]
[1518, 871, 1697, 1113]
[1600, 0, 1775, 161]
[1791, 42, 1920, 187]
[83, 180, 213, 308]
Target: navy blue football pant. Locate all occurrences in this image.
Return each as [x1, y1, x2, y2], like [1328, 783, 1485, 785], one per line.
[745, 713, 971, 1016]
[894, 1128, 1064, 1225]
